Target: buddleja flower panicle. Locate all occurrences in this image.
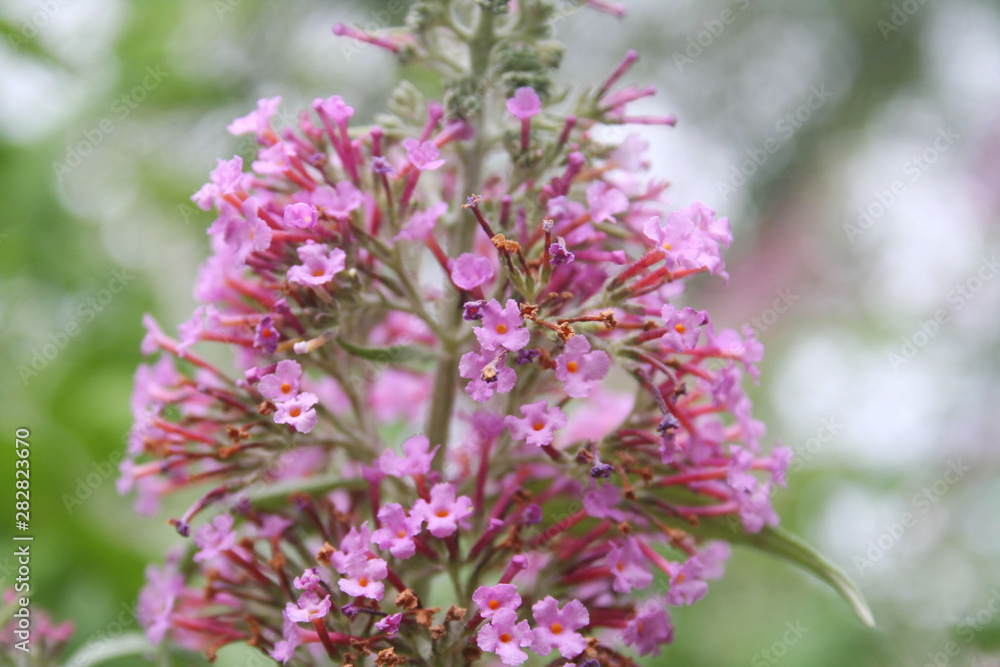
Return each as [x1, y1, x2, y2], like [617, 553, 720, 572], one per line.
[119, 2, 791, 665]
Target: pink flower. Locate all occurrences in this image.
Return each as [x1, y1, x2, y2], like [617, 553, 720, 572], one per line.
[403, 138, 445, 171]
[252, 141, 296, 175]
[554, 335, 610, 398]
[727, 445, 757, 494]
[258, 360, 302, 404]
[504, 400, 567, 448]
[477, 608, 534, 666]
[475, 299, 530, 352]
[193, 514, 237, 563]
[472, 584, 522, 619]
[506, 87, 542, 119]
[606, 538, 653, 594]
[371, 503, 423, 559]
[312, 181, 362, 220]
[271, 617, 302, 664]
[337, 553, 388, 600]
[411, 483, 473, 538]
[318, 94, 354, 124]
[224, 197, 272, 267]
[375, 613, 402, 637]
[451, 253, 495, 290]
[254, 316, 279, 354]
[284, 591, 331, 623]
[287, 242, 347, 286]
[394, 202, 447, 241]
[665, 557, 708, 606]
[531, 596, 589, 659]
[699, 541, 731, 580]
[370, 370, 432, 423]
[227, 96, 281, 139]
[736, 481, 779, 533]
[378, 434, 439, 478]
[292, 568, 321, 591]
[659, 305, 708, 352]
[586, 181, 629, 224]
[330, 523, 372, 573]
[273, 392, 318, 433]
[706, 325, 764, 381]
[191, 155, 247, 210]
[283, 202, 318, 229]
[623, 604, 673, 656]
[460, 348, 517, 402]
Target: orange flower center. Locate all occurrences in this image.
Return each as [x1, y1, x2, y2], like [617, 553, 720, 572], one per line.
[550, 622, 563, 635]
[675, 573, 686, 584]
[662, 241, 672, 250]
[495, 324, 508, 334]
[358, 577, 368, 587]
[499, 633, 512, 643]
[262, 328, 273, 337]
[435, 509, 449, 518]
[280, 382, 292, 394]
[566, 361, 579, 373]
[489, 600, 500, 610]
[674, 323, 686, 333]
[616, 562, 624, 572]
[532, 422, 545, 431]
[397, 529, 407, 538]
[312, 268, 325, 277]
[289, 408, 302, 418]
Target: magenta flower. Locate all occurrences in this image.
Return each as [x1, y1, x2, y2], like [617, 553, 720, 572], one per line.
[283, 202, 318, 229]
[284, 591, 332, 623]
[475, 299, 530, 352]
[273, 392, 318, 433]
[271, 617, 302, 664]
[506, 87, 542, 119]
[623, 604, 674, 656]
[606, 538, 653, 594]
[330, 523, 372, 573]
[473, 584, 522, 619]
[224, 197, 272, 267]
[477, 608, 534, 666]
[451, 253, 495, 290]
[460, 348, 517, 402]
[375, 613, 402, 637]
[659, 305, 708, 351]
[258, 360, 302, 404]
[665, 557, 708, 606]
[191, 155, 247, 210]
[192, 514, 237, 563]
[403, 138, 445, 171]
[318, 94, 354, 124]
[227, 96, 282, 140]
[287, 242, 347, 286]
[554, 335, 610, 398]
[586, 181, 629, 223]
[378, 434, 439, 478]
[394, 201, 448, 241]
[371, 503, 423, 559]
[727, 445, 757, 494]
[411, 482, 473, 538]
[531, 596, 589, 659]
[312, 181, 362, 220]
[504, 400, 567, 448]
[337, 553, 388, 600]
[254, 316, 280, 354]
[292, 568, 322, 591]
[137, 563, 183, 644]
[736, 481, 779, 533]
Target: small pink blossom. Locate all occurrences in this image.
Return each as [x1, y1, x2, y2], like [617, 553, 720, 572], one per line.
[451, 253, 495, 290]
[659, 305, 708, 352]
[394, 202, 447, 241]
[460, 349, 517, 402]
[475, 299, 530, 352]
[227, 96, 281, 139]
[192, 514, 237, 563]
[284, 591, 331, 623]
[283, 202, 318, 229]
[371, 503, 423, 559]
[411, 482, 473, 538]
[287, 242, 346, 286]
[606, 538, 653, 594]
[531, 596, 589, 659]
[378, 434, 439, 478]
[504, 400, 567, 448]
[477, 608, 534, 666]
[337, 553, 388, 600]
[375, 613, 402, 637]
[586, 181, 629, 224]
[665, 557, 708, 606]
[506, 87, 542, 119]
[554, 335, 610, 398]
[472, 584, 522, 619]
[623, 604, 674, 656]
[273, 392, 318, 433]
[403, 138, 445, 171]
[258, 360, 302, 404]
[312, 181, 362, 220]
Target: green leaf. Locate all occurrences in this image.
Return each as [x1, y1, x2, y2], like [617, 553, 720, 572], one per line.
[657, 510, 875, 628]
[336, 337, 430, 365]
[62, 633, 159, 667]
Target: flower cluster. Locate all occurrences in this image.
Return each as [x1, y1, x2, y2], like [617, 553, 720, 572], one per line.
[121, 2, 791, 665]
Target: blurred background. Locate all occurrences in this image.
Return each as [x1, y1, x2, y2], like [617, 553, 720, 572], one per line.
[0, 0, 998, 664]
